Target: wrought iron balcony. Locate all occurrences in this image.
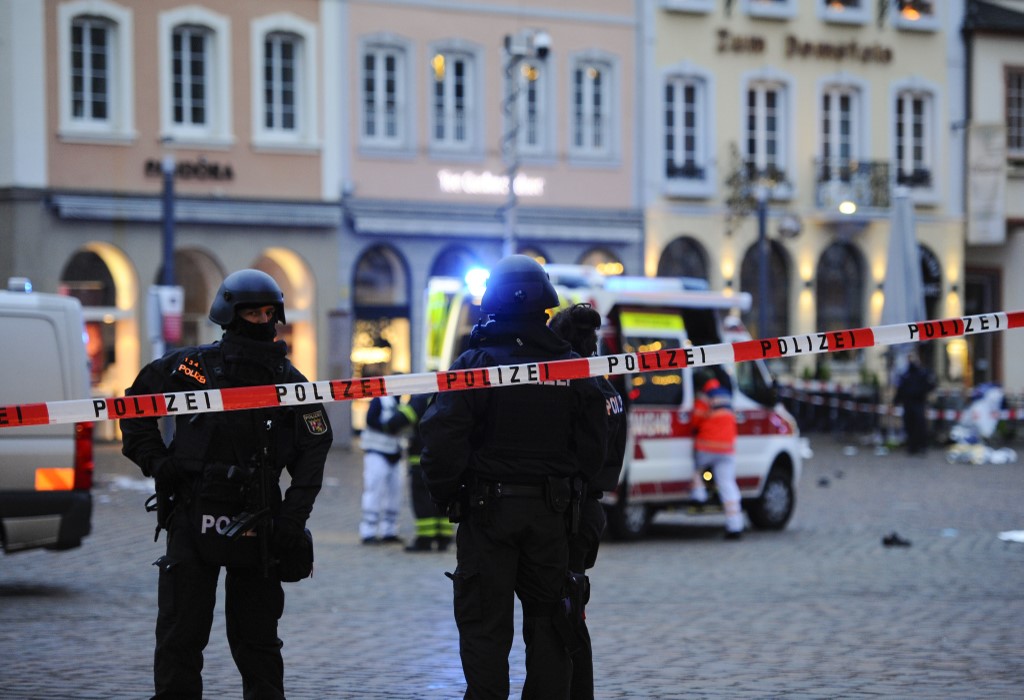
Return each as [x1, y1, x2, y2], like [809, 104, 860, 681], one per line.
[814, 159, 891, 211]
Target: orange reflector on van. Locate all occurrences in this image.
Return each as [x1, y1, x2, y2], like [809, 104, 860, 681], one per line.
[36, 468, 74, 491]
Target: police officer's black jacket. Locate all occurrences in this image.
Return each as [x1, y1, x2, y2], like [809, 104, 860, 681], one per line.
[419, 317, 608, 506]
[590, 376, 627, 495]
[121, 331, 332, 531]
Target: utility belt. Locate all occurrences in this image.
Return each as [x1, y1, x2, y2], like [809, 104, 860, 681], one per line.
[455, 475, 587, 533]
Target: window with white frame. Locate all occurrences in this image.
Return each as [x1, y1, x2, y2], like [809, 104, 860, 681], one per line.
[361, 42, 408, 149]
[820, 85, 860, 182]
[513, 59, 550, 156]
[820, 0, 869, 24]
[745, 80, 789, 185]
[252, 15, 317, 148]
[894, 88, 934, 189]
[58, 1, 134, 140]
[893, 0, 938, 31]
[71, 16, 111, 123]
[430, 49, 476, 152]
[746, 0, 798, 20]
[1007, 67, 1024, 158]
[172, 25, 210, 129]
[572, 58, 612, 159]
[263, 33, 297, 133]
[665, 74, 708, 182]
[159, 7, 231, 144]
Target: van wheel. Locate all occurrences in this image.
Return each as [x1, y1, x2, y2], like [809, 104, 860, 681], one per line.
[606, 488, 650, 541]
[745, 468, 795, 531]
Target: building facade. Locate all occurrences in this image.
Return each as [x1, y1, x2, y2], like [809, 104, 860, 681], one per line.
[334, 0, 644, 426]
[961, 0, 1024, 393]
[2, 0, 1018, 442]
[640, 0, 968, 387]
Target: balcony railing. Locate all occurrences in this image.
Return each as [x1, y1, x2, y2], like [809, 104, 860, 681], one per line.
[814, 159, 891, 211]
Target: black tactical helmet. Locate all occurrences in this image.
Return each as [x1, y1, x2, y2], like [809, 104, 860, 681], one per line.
[209, 269, 286, 327]
[480, 255, 559, 315]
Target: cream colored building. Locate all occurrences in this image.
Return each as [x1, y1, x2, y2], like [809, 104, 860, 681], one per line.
[961, 0, 1024, 394]
[640, 0, 968, 387]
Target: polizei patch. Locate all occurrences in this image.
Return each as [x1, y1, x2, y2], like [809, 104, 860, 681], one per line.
[303, 410, 328, 435]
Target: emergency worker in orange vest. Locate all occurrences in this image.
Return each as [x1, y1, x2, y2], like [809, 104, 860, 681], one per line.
[689, 375, 744, 539]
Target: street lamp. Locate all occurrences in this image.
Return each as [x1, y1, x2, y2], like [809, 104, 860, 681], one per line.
[501, 29, 551, 258]
[159, 149, 176, 286]
[755, 184, 769, 339]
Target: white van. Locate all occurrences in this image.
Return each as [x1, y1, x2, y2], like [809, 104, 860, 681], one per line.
[0, 279, 94, 553]
[424, 265, 805, 540]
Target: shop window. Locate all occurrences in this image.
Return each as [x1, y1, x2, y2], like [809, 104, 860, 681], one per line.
[578, 248, 624, 277]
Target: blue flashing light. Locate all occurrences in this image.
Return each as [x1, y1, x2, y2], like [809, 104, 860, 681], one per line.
[465, 267, 490, 298]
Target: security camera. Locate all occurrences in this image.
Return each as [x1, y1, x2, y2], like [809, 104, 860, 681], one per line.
[531, 31, 551, 59]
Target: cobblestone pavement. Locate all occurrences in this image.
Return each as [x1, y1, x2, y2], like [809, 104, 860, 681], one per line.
[1, 434, 1022, 699]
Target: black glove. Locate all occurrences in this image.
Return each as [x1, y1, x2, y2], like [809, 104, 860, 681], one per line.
[272, 516, 304, 557]
[273, 519, 314, 583]
[148, 456, 180, 484]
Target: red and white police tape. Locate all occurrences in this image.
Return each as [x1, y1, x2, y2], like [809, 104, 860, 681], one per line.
[2, 311, 1021, 429]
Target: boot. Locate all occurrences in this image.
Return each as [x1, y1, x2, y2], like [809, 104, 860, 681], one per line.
[404, 536, 433, 552]
[435, 535, 451, 552]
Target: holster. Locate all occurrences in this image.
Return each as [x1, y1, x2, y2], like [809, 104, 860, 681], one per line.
[145, 486, 177, 542]
[545, 476, 572, 514]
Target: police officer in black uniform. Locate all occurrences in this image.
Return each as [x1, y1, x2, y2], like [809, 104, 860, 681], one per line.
[121, 269, 333, 700]
[549, 303, 627, 700]
[419, 255, 609, 699]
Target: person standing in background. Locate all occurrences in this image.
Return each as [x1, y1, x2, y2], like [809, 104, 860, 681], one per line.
[388, 393, 454, 553]
[894, 352, 937, 455]
[358, 370, 405, 545]
[690, 374, 744, 540]
[548, 303, 627, 700]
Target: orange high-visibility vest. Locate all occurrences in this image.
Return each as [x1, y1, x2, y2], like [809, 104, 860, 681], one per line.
[692, 396, 737, 454]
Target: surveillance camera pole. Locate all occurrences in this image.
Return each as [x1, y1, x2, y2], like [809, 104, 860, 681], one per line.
[501, 29, 548, 259]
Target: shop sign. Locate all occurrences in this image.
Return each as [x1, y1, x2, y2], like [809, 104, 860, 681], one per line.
[715, 28, 893, 64]
[437, 169, 545, 197]
[144, 158, 235, 181]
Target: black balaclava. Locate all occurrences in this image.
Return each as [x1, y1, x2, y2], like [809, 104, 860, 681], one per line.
[228, 306, 278, 342]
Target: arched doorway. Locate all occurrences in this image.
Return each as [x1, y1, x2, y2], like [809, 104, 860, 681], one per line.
[351, 244, 411, 430]
[174, 248, 223, 348]
[60, 243, 139, 440]
[251, 248, 317, 379]
[740, 239, 791, 341]
[815, 241, 865, 364]
[430, 245, 482, 279]
[657, 236, 709, 281]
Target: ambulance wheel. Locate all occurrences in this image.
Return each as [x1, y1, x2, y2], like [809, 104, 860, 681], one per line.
[745, 466, 794, 531]
[607, 491, 650, 541]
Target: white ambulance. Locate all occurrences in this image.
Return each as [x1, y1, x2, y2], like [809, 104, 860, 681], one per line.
[424, 265, 805, 540]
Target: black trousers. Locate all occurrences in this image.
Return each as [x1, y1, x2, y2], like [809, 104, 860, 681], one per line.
[903, 401, 930, 454]
[153, 513, 285, 699]
[567, 498, 607, 700]
[450, 496, 571, 700]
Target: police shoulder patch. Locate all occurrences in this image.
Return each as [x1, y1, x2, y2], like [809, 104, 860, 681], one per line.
[303, 410, 328, 435]
[172, 353, 208, 386]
